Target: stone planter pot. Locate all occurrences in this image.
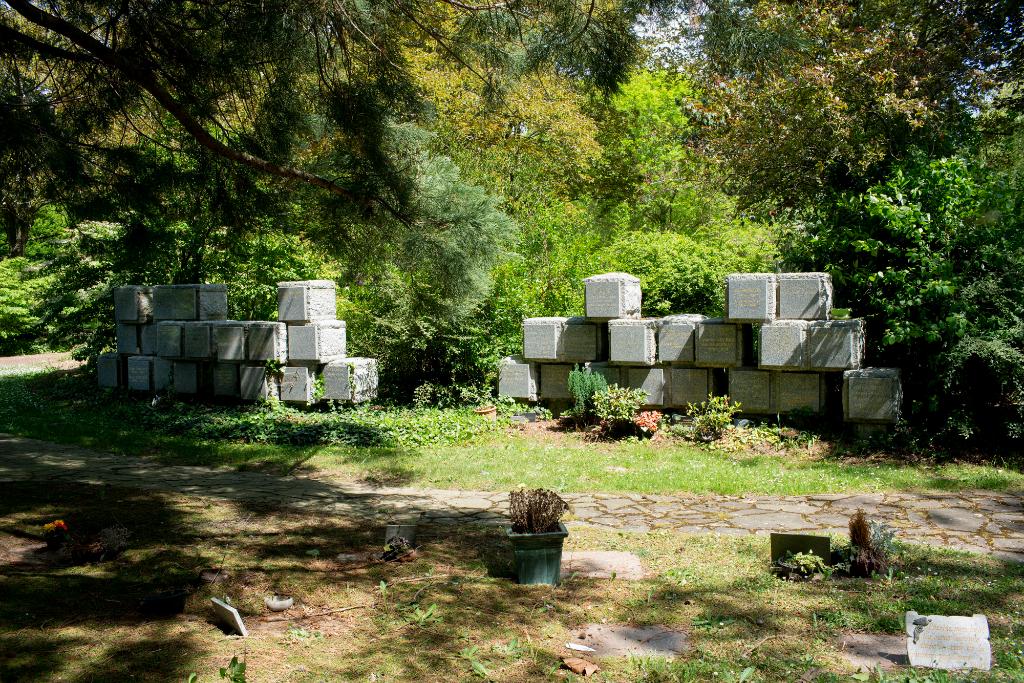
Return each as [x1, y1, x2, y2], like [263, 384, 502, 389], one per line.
[506, 523, 568, 586]
[474, 405, 498, 422]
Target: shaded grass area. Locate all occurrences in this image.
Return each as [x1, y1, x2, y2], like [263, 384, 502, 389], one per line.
[1, 368, 1023, 495]
[2, 481, 1023, 682]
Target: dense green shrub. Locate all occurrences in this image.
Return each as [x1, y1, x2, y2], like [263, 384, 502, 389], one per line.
[592, 386, 648, 437]
[687, 395, 741, 442]
[0, 258, 52, 355]
[565, 365, 609, 422]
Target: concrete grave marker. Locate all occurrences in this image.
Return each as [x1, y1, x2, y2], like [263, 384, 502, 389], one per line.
[239, 365, 279, 401]
[773, 372, 826, 414]
[197, 284, 228, 321]
[770, 533, 831, 565]
[152, 285, 198, 320]
[726, 273, 777, 323]
[156, 322, 184, 358]
[182, 322, 212, 359]
[626, 367, 665, 406]
[759, 320, 808, 370]
[213, 363, 239, 397]
[905, 611, 990, 671]
[844, 368, 902, 424]
[323, 358, 378, 403]
[280, 366, 313, 403]
[667, 368, 712, 408]
[571, 624, 689, 658]
[807, 319, 865, 371]
[728, 368, 772, 414]
[498, 356, 538, 401]
[539, 364, 572, 400]
[140, 324, 159, 356]
[561, 551, 646, 580]
[658, 314, 706, 364]
[277, 280, 337, 323]
[116, 324, 141, 355]
[210, 597, 248, 637]
[97, 353, 121, 388]
[695, 319, 743, 367]
[114, 286, 152, 323]
[127, 356, 154, 391]
[287, 320, 346, 363]
[584, 273, 642, 321]
[246, 322, 287, 362]
[213, 323, 245, 361]
[778, 272, 833, 320]
[608, 319, 658, 365]
[172, 362, 200, 394]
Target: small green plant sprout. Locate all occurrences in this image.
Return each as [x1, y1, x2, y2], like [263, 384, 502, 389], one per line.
[686, 395, 741, 442]
[263, 358, 284, 377]
[219, 656, 247, 683]
[403, 602, 443, 627]
[777, 550, 829, 577]
[459, 646, 491, 679]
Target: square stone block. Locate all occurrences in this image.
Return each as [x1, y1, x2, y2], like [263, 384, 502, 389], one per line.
[197, 285, 228, 321]
[772, 372, 825, 414]
[287, 320, 346, 363]
[140, 324, 159, 355]
[127, 355, 154, 391]
[726, 273, 777, 323]
[728, 368, 772, 414]
[323, 358, 379, 403]
[626, 367, 665, 406]
[280, 365, 314, 403]
[213, 322, 246, 361]
[240, 365, 280, 401]
[522, 317, 602, 362]
[277, 280, 337, 322]
[116, 323, 141, 355]
[153, 358, 173, 391]
[695, 319, 744, 367]
[213, 363, 239, 397]
[172, 362, 200, 394]
[182, 322, 212, 359]
[778, 272, 833, 320]
[114, 286, 152, 323]
[246, 322, 287, 362]
[667, 368, 712, 408]
[759, 320, 809, 370]
[156, 322, 184, 358]
[844, 368, 902, 424]
[609, 319, 658, 365]
[498, 356, 538, 401]
[807, 319, 865, 371]
[97, 352, 121, 388]
[584, 273, 642, 321]
[658, 315, 706, 364]
[585, 362, 621, 388]
[539, 364, 572, 400]
[152, 285, 198, 320]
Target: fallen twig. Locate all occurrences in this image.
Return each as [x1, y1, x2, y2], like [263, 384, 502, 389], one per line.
[262, 603, 371, 622]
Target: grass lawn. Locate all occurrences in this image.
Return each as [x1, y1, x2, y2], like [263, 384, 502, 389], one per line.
[2, 481, 1023, 682]
[1, 368, 1023, 496]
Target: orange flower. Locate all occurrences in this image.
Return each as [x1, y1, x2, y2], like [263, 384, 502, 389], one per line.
[634, 410, 662, 432]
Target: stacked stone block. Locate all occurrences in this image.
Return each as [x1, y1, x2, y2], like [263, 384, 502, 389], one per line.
[498, 270, 902, 426]
[97, 280, 378, 406]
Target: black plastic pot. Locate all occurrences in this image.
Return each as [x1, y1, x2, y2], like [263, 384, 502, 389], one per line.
[140, 588, 189, 617]
[506, 523, 568, 586]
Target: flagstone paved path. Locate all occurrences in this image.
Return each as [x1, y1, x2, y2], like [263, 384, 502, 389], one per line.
[2, 434, 1022, 562]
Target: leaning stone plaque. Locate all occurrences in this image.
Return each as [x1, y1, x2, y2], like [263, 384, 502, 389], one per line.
[905, 611, 990, 671]
[211, 597, 248, 637]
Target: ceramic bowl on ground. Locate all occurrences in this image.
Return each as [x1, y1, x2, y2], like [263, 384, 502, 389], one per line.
[264, 595, 294, 612]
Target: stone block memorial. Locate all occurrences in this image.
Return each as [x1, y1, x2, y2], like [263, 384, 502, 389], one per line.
[500, 272, 902, 425]
[97, 280, 378, 405]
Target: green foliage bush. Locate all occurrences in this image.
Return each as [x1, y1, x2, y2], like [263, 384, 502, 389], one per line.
[687, 395, 741, 442]
[566, 365, 609, 420]
[0, 258, 52, 355]
[592, 386, 648, 436]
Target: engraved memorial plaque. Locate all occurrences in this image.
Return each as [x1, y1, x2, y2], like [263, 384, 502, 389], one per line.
[905, 611, 990, 671]
[774, 372, 824, 413]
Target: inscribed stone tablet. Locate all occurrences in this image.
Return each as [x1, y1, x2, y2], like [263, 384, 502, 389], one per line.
[725, 273, 777, 323]
[844, 368, 902, 423]
[127, 356, 153, 391]
[540, 364, 572, 400]
[778, 273, 833, 320]
[288, 320, 346, 362]
[561, 318, 601, 362]
[280, 366, 313, 403]
[153, 285, 197, 320]
[246, 322, 287, 362]
[571, 624, 689, 658]
[240, 365, 278, 401]
[667, 368, 712, 408]
[153, 358, 173, 391]
[584, 273, 642, 320]
[116, 324, 141, 355]
[197, 285, 228, 321]
[114, 286, 152, 323]
[609, 319, 658, 365]
[213, 363, 239, 397]
[323, 358, 378, 403]
[658, 315, 705, 364]
[97, 353, 120, 388]
[173, 362, 200, 394]
[211, 598, 248, 637]
[140, 324, 159, 356]
[182, 323, 212, 359]
[498, 356, 538, 401]
[773, 372, 825, 414]
[522, 317, 563, 361]
[695, 320, 742, 367]
[626, 367, 665, 406]
[905, 611, 990, 671]
[157, 322, 183, 358]
[807, 319, 865, 371]
[728, 368, 772, 414]
[213, 324, 245, 361]
[759, 321, 808, 370]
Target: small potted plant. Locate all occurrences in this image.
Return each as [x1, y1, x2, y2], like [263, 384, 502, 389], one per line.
[506, 488, 569, 585]
[42, 520, 70, 550]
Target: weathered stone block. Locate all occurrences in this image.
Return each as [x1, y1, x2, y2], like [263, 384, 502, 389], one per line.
[658, 315, 706, 364]
[725, 273, 777, 323]
[153, 358, 173, 391]
[280, 365, 313, 403]
[772, 372, 825, 414]
[172, 361, 200, 394]
[277, 280, 337, 323]
[287, 320, 346, 363]
[240, 365, 280, 401]
[213, 363, 239, 397]
[539, 364, 572, 400]
[323, 358, 379, 403]
[807, 319, 865, 371]
[182, 322, 212, 359]
[153, 285, 198, 320]
[844, 368, 902, 424]
[667, 368, 712, 408]
[585, 362, 621, 388]
[498, 356, 538, 401]
[584, 273, 642, 321]
[127, 355, 154, 391]
[778, 272, 833, 320]
[609, 319, 659, 365]
[116, 324, 141, 355]
[97, 352, 121, 388]
[197, 285, 228, 321]
[728, 368, 772, 414]
[759, 320, 809, 370]
[213, 322, 246, 361]
[157, 321, 184, 358]
[522, 317, 602, 362]
[140, 324, 159, 355]
[626, 367, 666, 406]
[114, 286, 152, 323]
[246, 322, 287, 362]
[695, 319, 744, 367]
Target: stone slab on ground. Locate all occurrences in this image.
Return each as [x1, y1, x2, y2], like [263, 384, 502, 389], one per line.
[839, 633, 908, 671]
[905, 612, 991, 671]
[280, 366, 313, 403]
[127, 355, 154, 392]
[570, 624, 689, 658]
[561, 551, 645, 579]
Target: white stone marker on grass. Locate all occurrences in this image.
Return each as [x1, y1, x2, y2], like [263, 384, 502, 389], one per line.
[905, 611, 990, 671]
[323, 358, 379, 403]
[584, 273, 642, 321]
[725, 273, 777, 323]
[843, 368, 902, 423]
[277, 280, 337, 323]
[608, 318, 658, 365]
[658, 314, 706, 364]
[807, 319, 865, 371]
[497, 356, 539, 401]
[777, 272, 833, 320]
[287, 320, 346, 363]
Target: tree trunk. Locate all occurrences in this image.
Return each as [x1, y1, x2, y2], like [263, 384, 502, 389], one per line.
[2, 212, 28, 258]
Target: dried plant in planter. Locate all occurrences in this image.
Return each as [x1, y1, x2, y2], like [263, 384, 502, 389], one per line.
[849, 509, 891, 577]
[509, 488, 569, 534]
